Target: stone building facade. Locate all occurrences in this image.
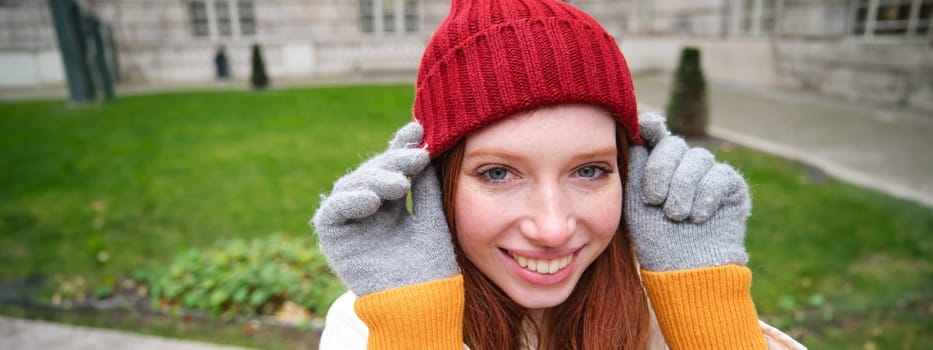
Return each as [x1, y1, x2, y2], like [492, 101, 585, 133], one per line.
[0, 0, 63, 87]
[1, 0, 930, 109]
[628, 0, 932, 108]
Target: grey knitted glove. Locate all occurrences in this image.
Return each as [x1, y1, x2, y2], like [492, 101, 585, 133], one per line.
[626, 113, 751, 272]
[311, 122, 459, 296]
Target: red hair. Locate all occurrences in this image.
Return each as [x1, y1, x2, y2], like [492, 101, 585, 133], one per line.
[433, 123, 649, 350]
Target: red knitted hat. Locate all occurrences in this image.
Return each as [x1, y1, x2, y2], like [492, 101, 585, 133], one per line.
[414, 0, 643, 158]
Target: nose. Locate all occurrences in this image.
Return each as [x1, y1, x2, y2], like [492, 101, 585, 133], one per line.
[519, 182, 576, 247]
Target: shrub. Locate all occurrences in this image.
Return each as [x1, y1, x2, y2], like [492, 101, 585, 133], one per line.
[250, 44, 269, 89]
[135, 234, 344, 317]
[665, 47, 709, 136]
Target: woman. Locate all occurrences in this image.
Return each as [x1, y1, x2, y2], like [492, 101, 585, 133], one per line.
[312, 0, 805, 349]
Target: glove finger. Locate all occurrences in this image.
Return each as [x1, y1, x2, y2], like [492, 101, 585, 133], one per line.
[312, 190, 382, 227]
[410, 165, 444, 217]
[624, 146, 649, 218]
[407, 165, 460, 278]
[637, 112, 670, 147]
[387, 121, 424, 150]
[691, 163, 751, 223]
[373, 147, 431, 177]
[643, 136, 688, 205]
[664, 147, 715, 221]
[333, 167, 410, 201]
[625, 146, 649, 193]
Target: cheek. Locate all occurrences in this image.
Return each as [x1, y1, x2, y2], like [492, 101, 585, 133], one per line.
[579, 185, 623, 239]
[453, 188, 503, 252]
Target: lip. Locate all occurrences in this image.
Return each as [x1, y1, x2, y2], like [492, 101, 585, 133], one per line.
[498, 247, 581, 286]
[503, 247, 581, 260]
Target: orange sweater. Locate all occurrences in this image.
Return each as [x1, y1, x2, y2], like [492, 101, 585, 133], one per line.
[355, 265, 766, 350]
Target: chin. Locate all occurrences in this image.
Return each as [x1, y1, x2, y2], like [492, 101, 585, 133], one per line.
[503, 275, 582, 310]
[512, 294, 572, 309]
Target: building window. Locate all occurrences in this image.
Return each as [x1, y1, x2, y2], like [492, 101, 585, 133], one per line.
[214, 0, 232, 36]
[187, 0, 256, 38]
[731, 0, 777, 36]
[852, 0, 932, 37]
[383, 0, 396, 33]
[360, 0, 419, 35]
[238, 1, 255, 35]
[189, 1, 209, 37]
[360, 0, 375, 33]
[404, 0, 418, 32]
[740, 0, 755, 32]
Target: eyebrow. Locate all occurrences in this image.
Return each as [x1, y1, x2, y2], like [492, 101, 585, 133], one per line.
[463, 147, 617, 162]
[461, 149, 523, 162]
[573, 147, 618, 160]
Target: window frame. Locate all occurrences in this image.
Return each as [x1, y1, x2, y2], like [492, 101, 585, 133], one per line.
[730, 0, 778, 37]
[359, 0, 420, 36]
[850, 0, 932, 40]
[237, 1, 255, 36]
[189, 1, 210, 37]
[187, 0, 256, 39]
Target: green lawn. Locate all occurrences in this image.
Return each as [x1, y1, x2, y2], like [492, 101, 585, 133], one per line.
[1, 86, 930, 349]
[0, 86, 412, 285]
[718, 147, 932, 349]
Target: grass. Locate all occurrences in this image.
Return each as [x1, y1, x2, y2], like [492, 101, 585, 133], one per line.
[0, 86, 413, 286]
[719, 146, 933, 349]
[1, 85, 931, 349]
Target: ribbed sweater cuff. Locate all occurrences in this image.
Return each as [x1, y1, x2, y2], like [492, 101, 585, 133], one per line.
[641, 265, 767, 350]
[354, 275, 464, 350]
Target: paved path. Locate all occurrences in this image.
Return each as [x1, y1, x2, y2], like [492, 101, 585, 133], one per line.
[0, 315, 252, 350]
[634, 75, 933, 208]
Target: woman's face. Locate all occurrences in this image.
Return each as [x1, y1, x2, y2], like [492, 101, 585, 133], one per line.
[454, 104, 622, 309]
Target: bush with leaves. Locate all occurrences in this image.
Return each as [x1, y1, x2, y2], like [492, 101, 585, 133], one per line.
[665, 46, 709, 137]
[250, 44, 269, 89]
[135, 234, 344, 318]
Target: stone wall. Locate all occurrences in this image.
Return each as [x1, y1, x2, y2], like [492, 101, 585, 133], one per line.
[620, 0, 933, 110]
[93, 0, 442, 84]
[776, 40, 932, 108]
[1, 0, 930, 111]
[0, 0, 62, 87]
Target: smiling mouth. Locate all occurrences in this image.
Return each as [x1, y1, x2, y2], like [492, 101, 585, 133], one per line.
[508, 252, 573, 274]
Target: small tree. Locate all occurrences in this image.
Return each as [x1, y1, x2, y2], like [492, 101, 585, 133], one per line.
[665, 47, 708, 137]
[250, 44, 269, 89]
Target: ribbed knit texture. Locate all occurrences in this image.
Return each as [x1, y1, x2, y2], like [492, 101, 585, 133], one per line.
[351, 267, 770, 349]
[414, 0, 643, 158]
[641, 265, 768, 350]
[354, 275, 464, 349]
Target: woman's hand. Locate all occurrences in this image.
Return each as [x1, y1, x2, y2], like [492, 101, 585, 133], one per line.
[311, 122, 458, 296]
[626, 113, 751, 272]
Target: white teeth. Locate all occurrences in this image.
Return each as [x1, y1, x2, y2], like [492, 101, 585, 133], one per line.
[510, 252, 573, 275]
[516, 255, 528, 268]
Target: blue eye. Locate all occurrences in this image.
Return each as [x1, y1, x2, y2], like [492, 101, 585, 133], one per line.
[483, 167, 510, 181]
[576, 165, 606, 178]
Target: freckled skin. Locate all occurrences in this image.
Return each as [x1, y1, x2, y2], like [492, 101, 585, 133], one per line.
[454, 104, 623, 310]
